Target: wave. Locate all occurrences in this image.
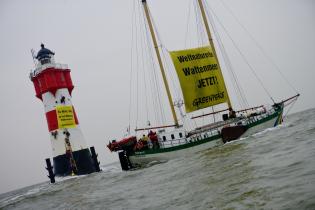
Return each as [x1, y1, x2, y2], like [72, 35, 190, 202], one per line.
[252, 124, 285, 137]
[0, 162, 122, 209]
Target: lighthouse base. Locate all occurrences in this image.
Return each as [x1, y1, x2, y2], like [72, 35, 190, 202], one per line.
[53, 148, 96, 176]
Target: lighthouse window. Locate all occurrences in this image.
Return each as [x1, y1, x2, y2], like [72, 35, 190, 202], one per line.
[179, 132, 183, 138]
[162, 136, 166, 141]
[171, 134, 175, 140]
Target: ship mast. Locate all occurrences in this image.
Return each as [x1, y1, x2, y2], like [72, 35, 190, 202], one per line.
[197, 0, 233, 110]
[142, 0, 179, 126]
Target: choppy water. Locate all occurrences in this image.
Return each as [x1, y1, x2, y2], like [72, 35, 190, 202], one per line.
[1, 108, 315, 210]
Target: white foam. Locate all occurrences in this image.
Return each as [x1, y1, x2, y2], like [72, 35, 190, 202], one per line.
[55, 174, 82, 182]
[0, 184, 48, 208]
[252, 124, 284, 137]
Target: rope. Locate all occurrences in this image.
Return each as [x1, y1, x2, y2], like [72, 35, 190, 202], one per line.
[206, 4, 275, 104]
[211, 106, 216, 122]
[220, 0, 299, 95]
[143, 6, 167, 125]
[193, 0, 205, 47]
[204, 0, 249, 109]
[160, 46, 182, 102]
[283, 98, 298, 119]
[141, 11, 160, 125]
[128, 0, 137, 135]
[148, 8, 184, 113]
[138, 2, 150, 124]
[184, 0, 193, 48]
[149, 6, 184, 125]
[135, 1, 141, 128]
[141, 5, 159, 125]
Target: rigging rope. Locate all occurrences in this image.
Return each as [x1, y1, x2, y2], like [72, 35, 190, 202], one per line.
[142, 9, 161, 125]
[128, 0, 137, 135]
[148, 6, 185, 125]
[182, 0, 198, 131]
[283, 98, 298, 119]
[185, 1, 221, 124]
[142, 5, 167, 125]
[160, 47, 181, 101]
[205, 3, 276, 104]
[135, 1, 141, 129]
[194, 0, 206, 47]
[149, 11, 182, 102]
[138, 2, 150, 124]
[149, 3, 204, 129]
[138, 8, 162, 126]
[219, 0, 299, 95]
[204, 0, 249, 109]
[184, 0, 193, 48]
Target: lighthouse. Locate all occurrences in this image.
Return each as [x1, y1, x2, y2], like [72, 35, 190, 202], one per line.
[30, 44, 96, 176]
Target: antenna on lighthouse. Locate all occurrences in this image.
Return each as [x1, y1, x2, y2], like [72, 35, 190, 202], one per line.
[30, 48, 37, 66]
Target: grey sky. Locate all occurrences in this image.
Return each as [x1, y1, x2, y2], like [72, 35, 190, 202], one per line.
[0, 0, 314, 194]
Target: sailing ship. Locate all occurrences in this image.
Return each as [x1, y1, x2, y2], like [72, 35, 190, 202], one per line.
[107, 0, 299, 170]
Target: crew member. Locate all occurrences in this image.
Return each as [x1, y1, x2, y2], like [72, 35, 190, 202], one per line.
[148, 130, 159, 149]
[229, 107, 236, 119]
[141, 134, 149, 149]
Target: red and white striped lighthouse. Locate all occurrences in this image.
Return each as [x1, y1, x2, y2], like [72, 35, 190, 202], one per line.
[30, 44, 96, 176]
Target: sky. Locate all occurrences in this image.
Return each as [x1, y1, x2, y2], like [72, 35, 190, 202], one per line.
[0, 0, 314, 194]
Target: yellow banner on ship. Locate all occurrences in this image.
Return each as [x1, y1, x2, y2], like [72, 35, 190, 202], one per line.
[56, 106, 76, 129]
[169, 46, 229, 113]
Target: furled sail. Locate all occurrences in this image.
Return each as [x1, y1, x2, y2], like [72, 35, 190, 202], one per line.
[170, 46, 229, 113]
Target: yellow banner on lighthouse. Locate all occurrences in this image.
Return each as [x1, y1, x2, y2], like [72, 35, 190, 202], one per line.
[169, 46, 229, 113]
[56, 106, 76, 129]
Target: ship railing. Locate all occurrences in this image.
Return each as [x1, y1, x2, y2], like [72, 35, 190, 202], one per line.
[188, 129, 220, 142]
[159, 129, 220, 148]
[240, 107, 276, 126]
[159, 137, 187, 148]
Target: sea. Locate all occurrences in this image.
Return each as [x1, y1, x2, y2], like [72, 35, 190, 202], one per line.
[1, 108, 315, 210]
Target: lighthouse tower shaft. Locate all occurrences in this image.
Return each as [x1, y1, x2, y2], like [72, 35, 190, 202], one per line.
[30, 53, 95, 176]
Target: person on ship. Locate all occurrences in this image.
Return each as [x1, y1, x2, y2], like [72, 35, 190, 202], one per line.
[140, 134, 149, 150]
[228, 107, 236, 119]
[148, 130, 159, 149]
[36, 43, 55, 64]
